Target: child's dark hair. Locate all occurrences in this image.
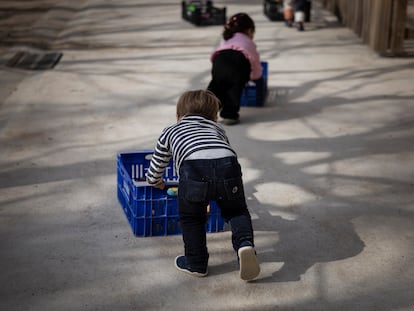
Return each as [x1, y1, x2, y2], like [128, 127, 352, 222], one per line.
[176, 90, 220, 121]
[223, 13, 255, 40]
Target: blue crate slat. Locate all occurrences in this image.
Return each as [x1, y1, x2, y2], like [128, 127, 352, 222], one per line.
[117, 151, 226, 237]
[240, 61, 268, 107]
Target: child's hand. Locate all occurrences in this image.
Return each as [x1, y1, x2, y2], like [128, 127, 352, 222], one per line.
[152, 180, 165, 189]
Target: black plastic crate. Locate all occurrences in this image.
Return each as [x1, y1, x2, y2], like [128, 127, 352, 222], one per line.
[263, 0, 284, 21]
[181, 1, 226, 26]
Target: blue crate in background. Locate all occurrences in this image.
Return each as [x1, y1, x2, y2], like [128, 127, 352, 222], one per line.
[240, 61, 268, 107]
[117, 150, 225, 237]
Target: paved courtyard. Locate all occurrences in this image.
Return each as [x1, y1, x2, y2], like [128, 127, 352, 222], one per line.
[0, 1, 414, 310]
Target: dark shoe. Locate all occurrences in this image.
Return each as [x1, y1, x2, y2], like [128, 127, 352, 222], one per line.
[238, 244, 260, 281]
[174, 256, 208, 277]
[221, 118, 240, 125]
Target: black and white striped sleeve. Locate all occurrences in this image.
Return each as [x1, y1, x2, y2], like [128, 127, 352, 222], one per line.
[146, 128, 172, 185]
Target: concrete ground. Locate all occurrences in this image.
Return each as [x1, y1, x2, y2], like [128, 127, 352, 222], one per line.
[1, 1, 414, 310]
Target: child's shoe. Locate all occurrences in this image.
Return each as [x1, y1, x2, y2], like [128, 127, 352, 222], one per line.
[238, 242, 260, 281]
[221, 118, 240, 125]
[175, 255, 208, 277]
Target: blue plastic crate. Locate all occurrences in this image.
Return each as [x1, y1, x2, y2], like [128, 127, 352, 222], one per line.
[240, 61, 268, 107]
[117, 150, 225, 237]
[120, 199, 183, 237]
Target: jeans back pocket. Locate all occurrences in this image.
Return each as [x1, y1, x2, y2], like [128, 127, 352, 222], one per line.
[182, 179, 209, 202]
[223, 177, 244, 200]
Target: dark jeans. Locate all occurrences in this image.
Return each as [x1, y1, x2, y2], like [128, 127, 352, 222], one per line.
[178, 157, 254, 271]
[208, 50, 251, 120]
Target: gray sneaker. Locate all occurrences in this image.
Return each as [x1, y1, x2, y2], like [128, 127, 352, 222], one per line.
[238, 246, 260, 281]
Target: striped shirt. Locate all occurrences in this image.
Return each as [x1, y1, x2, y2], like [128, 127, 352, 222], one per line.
[146, 114, 236, 185]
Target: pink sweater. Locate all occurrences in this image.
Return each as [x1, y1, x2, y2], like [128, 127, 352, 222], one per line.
[210, 32, 262, 80]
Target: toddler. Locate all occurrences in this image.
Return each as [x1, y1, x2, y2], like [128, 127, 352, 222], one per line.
[146, 90, 260, 281]
[208, 13, 262, 125]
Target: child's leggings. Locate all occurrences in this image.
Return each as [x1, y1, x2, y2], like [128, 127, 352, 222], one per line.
[208, 50, 251, 120]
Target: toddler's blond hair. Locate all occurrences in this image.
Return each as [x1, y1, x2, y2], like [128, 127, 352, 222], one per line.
[176, 90, 220, 121]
